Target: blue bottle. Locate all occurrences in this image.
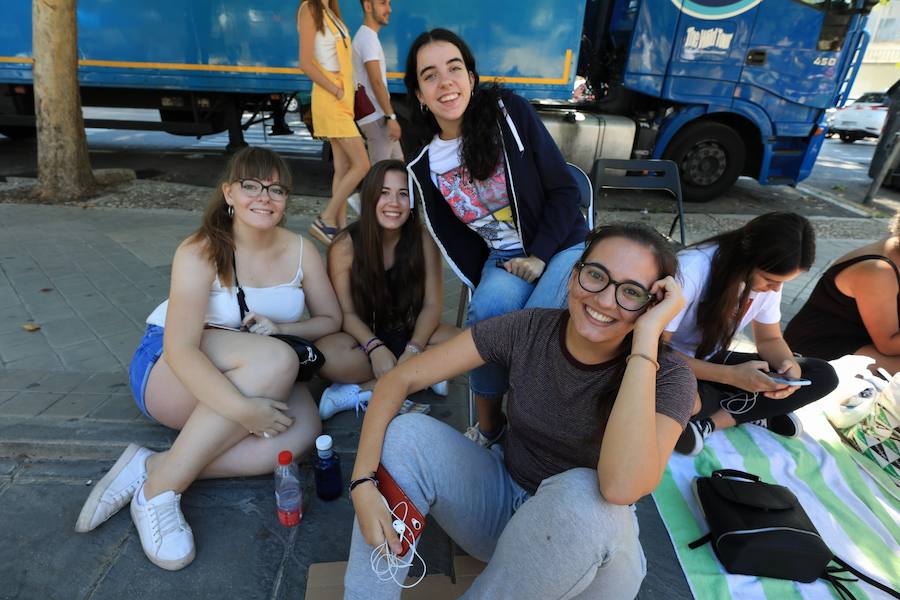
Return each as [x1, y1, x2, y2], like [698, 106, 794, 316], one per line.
[314, 434, 343, 501]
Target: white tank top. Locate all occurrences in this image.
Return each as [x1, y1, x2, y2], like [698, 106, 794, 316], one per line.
[146, 237, 306, 328]
[313, 8, 348, 72]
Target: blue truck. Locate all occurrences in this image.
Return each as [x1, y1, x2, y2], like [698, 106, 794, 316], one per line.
[0, 0, 878, 201]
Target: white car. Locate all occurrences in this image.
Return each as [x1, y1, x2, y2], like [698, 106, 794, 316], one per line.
[830, 92, 889, 143]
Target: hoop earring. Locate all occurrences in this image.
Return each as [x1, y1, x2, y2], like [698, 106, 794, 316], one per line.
[227, 204, 234, 217]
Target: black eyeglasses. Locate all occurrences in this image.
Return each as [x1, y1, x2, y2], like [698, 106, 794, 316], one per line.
[575, 262, 653, 311]
[236, 178, 290, 201]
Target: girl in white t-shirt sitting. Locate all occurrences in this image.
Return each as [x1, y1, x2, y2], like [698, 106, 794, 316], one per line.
[664, 212, 838, 455]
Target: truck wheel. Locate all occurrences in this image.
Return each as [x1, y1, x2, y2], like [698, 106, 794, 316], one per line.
[0, 126, 37, 140]
[839, 133, 856, 144]
[663, 121, 745, 202]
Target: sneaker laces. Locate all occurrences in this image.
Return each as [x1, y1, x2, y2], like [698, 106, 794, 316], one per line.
[149, 494, 188, 543]
[697, 419, 716, 438]
[748, 418, 768, 428]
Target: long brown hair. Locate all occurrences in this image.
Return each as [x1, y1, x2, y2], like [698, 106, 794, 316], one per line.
[691, 212, 815, 358]
[331, 160, 425, 334]
[301, 0, 329, 34]
[190, 147, 292, 287]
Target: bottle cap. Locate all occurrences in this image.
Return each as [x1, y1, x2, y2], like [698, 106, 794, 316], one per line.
[278, 450, 293, 465]
[315, 434, 333, 453]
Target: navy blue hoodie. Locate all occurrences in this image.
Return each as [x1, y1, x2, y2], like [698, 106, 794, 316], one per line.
[407, 91, 589, 289]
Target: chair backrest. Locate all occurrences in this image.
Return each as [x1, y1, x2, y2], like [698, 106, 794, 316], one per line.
[566, 162, 594, 230]
[591, 158, 686, 246]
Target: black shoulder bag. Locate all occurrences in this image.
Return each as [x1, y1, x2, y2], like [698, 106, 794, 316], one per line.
[690, 469, 899, 600]
[232, 253, 325, 382]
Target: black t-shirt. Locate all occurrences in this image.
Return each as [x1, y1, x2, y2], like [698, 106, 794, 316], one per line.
[472, 308, 696, 495]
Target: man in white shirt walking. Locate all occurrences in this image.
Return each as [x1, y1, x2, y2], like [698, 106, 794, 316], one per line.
[352, 0, 403, 164]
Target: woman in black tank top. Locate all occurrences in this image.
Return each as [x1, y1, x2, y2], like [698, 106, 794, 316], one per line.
[785, 216, 900, 373]
[315, 160, 458, 419]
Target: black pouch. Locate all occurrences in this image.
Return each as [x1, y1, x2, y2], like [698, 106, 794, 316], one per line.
[233, 253, 325, 382]
[690, 469, 899, 599]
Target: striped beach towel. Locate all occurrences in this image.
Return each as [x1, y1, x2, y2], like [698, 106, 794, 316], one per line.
[652, 402, 900, 599]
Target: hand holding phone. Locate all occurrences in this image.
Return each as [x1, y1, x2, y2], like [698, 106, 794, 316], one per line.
[376, 464, 425, 557]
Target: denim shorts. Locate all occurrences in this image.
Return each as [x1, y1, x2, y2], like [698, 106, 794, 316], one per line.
[128, 324, 164, 421]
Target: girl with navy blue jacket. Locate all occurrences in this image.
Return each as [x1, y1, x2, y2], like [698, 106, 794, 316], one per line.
[404, 29, 589, 446]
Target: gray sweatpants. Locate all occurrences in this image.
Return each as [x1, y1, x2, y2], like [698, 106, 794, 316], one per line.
[359, 119, 403, 163]
[344, 413, 646, 599]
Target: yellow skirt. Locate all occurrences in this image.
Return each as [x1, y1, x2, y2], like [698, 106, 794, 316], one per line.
[312, 70, 359, 139]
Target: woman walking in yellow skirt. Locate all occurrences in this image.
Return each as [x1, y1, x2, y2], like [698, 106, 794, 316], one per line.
[299, 0, 371, 245]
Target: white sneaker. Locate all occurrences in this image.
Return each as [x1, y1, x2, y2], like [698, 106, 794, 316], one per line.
[75, 443, 154, 533]
[464, 422, 507, 448]
[347, 192, 361, 216]
[430, 380, 449, 396]
[319, 383, 372, 420]
[131, 488, 195, 571]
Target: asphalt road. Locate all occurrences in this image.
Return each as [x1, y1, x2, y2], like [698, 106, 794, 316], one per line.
[0, 108, 889, 215]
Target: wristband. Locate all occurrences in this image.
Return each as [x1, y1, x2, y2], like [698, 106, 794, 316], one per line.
[625, 352, 660, 371]
[363, 337, 380, 352]
[349, 474, 378, 493]
[366, 342, 385, 356]
[405, 342, 423, 354]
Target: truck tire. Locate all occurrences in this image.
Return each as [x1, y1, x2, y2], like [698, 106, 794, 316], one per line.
[0, 126, 37, 140]
[839, 133, 857, 144]
[663, 121, 745, 203]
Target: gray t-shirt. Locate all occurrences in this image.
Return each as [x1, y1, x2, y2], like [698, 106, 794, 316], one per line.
[472, 308, 696, 495]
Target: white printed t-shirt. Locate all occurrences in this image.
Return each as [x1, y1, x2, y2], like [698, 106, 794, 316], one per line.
[665, 244, 782, 358]
[428, 135, 523, 252]
[352, 25, 386, 126]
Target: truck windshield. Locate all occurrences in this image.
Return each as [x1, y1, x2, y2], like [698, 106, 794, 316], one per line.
[796, 0, 857, 51]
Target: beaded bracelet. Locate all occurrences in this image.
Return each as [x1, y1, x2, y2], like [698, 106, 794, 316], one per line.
[625, 352, 660, 371]
[405, 342, 423, 354]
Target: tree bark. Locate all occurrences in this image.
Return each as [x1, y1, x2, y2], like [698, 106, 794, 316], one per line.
[32, 0, 96, 201]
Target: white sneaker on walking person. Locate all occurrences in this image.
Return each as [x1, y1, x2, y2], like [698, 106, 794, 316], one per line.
[131, 486, 195, 571]
[75, 443, 155, 532]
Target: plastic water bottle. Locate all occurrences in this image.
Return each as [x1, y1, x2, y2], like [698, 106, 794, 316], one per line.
[314, 434, 343, 501]
[274, 450, 302, 527]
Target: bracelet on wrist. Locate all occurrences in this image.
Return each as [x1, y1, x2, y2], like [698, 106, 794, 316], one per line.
[405, 342, 423, 354]
[363, 337, 380, 352]
[625, 352, 660, 371]
[366, 342, 385, 356]
[349, 474, 378, 493]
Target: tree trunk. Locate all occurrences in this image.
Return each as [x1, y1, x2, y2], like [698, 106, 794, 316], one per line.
[32, 0, 96, 201]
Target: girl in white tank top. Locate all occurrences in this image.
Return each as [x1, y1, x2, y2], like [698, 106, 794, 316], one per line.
[76, 148, 343, 570]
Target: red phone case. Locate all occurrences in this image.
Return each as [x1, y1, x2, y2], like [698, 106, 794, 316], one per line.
[376, 464, 425, 557]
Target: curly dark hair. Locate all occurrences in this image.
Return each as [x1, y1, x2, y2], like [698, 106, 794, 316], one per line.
[403, 28, 503, 181]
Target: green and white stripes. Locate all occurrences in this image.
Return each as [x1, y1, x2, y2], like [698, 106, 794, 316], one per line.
[653, 405, 900, 600]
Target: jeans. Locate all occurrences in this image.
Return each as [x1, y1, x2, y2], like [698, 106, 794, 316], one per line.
[697, 351, 839, 423]
[466, 243, 584, 400]
[344, 414, 646, 600]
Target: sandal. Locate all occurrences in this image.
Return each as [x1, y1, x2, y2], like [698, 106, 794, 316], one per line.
[309, 217, 338, 246]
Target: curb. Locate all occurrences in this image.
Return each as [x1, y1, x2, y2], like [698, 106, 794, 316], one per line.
[796, 184, 874, 217]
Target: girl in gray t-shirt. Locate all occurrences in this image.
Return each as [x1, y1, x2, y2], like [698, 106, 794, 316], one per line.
[344, 223, 696, 599]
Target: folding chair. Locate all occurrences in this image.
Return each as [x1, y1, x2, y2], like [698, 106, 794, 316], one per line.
[590, 158, 686, 246]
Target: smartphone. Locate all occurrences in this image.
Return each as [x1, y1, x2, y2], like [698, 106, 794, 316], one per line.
[204, 322, 243, 332]
[376, 464, 425, 557]
[764, 372, 812, 386]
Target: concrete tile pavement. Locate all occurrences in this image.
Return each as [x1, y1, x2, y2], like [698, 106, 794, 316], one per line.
[0, 200, 887, 599]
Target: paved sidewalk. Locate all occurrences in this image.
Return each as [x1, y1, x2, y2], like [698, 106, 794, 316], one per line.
[0, 201, 888, 599]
